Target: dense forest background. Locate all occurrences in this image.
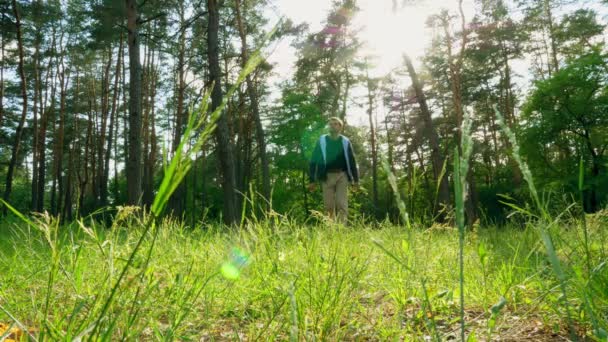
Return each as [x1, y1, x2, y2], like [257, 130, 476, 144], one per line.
[0, 0, 606, 226]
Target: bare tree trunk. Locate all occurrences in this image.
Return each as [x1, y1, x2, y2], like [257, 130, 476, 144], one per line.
[544, 0, 559, 74]
[365, 68, 378, 214]
[97, 46, 113, 206]
[403, 54, 450, 217]
[102, 34, 123, 206]
[36, 67, 56, 212]
[52, 43, 69, 216]
[31, 31, 41, 211]
[170, 2, 187, 215]
[63, 145, 74, 222]
[79, 97, 94, 215]
[89, 77, 99, 205]
[142, 37, 157, 208]
[3, 0, 28, 215]
[234, 0, 271, 207]
[235, 0, 270, 209]
[126, 0, 143, 205]
[64, 69, 81, 221]
[208, 0, 239, 225]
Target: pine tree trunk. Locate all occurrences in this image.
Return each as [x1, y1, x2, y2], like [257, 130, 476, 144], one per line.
[234, 0, 271, 207]
[97, 46, 113, 206]
[142, 38, 157, 208]
[170, 2, 187, 215]
[208, 0, 239, 225]
[365, 70, 378, 214]
[31, 35, 41, 211]
[36, 70, 56, 212]
[3, 0, 28, 215]
[126, 0, 143, 205]
[52, 46, 69, 216]
[544, 0, 559, 74]
[403, 54, 451, 218]
[102, 34, 123, 206]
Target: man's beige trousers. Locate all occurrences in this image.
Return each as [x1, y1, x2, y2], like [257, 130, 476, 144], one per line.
[322, 171, 349, 223]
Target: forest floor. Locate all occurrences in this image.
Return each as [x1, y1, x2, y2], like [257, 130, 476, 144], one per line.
[0, 210, 607, 341]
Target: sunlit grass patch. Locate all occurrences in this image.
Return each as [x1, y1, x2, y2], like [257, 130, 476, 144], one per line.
[1, 217, 606, 340]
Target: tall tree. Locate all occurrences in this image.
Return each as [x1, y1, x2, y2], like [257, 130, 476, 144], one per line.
[364, 62, 379, 213]
[403, 54, 451, 217]
[126, 0, 143, 205]
[208, 0, 239, 224]
[101, 34, 123, 206]
[234, 0, 271, 207]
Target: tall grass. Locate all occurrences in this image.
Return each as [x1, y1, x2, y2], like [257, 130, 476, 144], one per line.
[494, 106, 606, 341]
[453, 109, 474, 341]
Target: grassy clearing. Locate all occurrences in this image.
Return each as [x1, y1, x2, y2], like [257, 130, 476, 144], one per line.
[0, 211, 607, 340]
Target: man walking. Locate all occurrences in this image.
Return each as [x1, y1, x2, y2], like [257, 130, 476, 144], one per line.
[308, 117, 359, 223]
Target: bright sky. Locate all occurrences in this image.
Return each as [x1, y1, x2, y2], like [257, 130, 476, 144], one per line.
[264, 0, 476, 125]
[262, 0, 607, 126]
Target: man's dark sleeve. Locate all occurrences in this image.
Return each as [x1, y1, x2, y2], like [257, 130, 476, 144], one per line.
[348, 142, 359, 183]
[309, 140, 321, 183]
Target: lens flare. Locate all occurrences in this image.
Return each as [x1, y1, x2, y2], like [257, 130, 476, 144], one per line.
[301, 123, 326, 160]
[221, 247, 250, 280]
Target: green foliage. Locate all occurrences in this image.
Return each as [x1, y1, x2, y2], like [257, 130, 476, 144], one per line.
[521, 51, 608, 210]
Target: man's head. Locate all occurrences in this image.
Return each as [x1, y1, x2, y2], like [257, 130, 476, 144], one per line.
[328, 117, 344, 135]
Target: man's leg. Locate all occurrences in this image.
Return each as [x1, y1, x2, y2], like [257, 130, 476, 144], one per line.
[335, 172, 349, 224]
[322, 173, 337, 219]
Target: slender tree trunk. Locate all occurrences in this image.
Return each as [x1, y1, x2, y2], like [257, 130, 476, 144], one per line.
[173, 3, 186, 153]
[122, 40, 129, 200]
[89, 77, 99, 205]
[3, 0, 28, 215]
[234, 0, 271, 207]
[126, 0, 143, 205]
[385, 116, 394, 216]
[208, 0, 239, 225]
[35, 28, 59, 212]
[63, 146, 74, 222]
[79, 97, 94, 215]
[64, 69, 81, 221]
[365, 69, 379, 214]
[403, 54, 450, 217]
[31, 33, 41, 211]
[97, 46, 113, 206]
[36, 69, 56, 212]
[170, 2, 187, 215]
[544, 0, 559, 74]
[142, 39, 157, 208]
[102, 34, 123, 206]
[52, 50, 69, 216]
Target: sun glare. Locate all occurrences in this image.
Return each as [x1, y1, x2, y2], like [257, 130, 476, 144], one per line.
[354, 0, 431, 76]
